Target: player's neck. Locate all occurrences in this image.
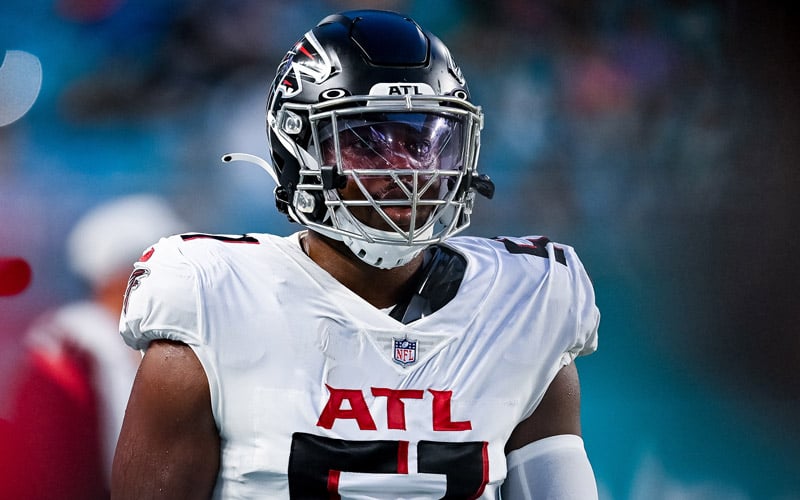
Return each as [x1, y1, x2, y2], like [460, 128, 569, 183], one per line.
[301, 230, 423, 309]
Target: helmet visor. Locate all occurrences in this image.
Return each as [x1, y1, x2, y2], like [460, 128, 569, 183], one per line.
[317, 112, 466, 172]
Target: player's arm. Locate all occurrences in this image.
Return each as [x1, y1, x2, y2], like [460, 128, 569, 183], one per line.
[502, 362, 598, 499]
[111, 339, 220, 499]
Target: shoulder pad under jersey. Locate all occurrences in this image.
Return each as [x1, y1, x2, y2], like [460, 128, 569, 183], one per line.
[119, 234, 201, 350]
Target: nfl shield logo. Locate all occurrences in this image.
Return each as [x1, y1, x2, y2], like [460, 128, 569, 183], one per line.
[393, 337, 418, 367]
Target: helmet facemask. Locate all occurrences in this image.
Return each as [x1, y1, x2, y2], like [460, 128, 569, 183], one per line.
[273, 95, 483, 268]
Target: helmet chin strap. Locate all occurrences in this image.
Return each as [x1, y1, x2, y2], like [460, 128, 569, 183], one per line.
[334, 210, 434, 269]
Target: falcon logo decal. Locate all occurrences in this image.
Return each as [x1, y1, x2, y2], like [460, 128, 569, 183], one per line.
[445, 47, 466, 85]
[123, 267, 150, 315]
[276, 32, 334, 99]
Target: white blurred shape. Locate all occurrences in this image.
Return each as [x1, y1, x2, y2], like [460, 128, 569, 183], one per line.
[67, 194, 188, 288]
[0, 50, 43, 126]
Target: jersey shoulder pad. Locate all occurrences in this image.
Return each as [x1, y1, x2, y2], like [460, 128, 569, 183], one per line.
[484, 235, 600, 359]
[120, 234, 201, 350]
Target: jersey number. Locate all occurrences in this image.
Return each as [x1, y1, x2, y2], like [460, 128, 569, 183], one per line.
[494, 237, 567, 266]
[288, 432, 489, 499]
[180, 233, 259, 244]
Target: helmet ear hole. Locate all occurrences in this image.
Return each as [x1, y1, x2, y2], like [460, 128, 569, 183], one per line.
[267, 130, 287, 172]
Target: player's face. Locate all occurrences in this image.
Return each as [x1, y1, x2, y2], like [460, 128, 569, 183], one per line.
[320, 113, 463, 232]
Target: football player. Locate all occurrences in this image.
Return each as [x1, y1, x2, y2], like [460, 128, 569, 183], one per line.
[112, 9, 600, 499]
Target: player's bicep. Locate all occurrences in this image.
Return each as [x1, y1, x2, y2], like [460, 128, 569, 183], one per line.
[502, 364, 597, 498]
[112, 340, 219, 499]
[505, 362, 582, 454]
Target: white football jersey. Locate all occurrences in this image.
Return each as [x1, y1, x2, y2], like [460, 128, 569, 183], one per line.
[121, 231, 599, 499]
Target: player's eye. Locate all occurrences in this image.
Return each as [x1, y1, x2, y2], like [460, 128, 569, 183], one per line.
[406, 140, 432, 159]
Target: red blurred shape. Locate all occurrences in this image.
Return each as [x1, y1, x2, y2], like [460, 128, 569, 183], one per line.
[57, 0, 125, 22]
[0, 257, 32, 296]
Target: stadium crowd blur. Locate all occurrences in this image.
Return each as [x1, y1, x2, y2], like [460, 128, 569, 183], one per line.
[1, 0, 797, 499]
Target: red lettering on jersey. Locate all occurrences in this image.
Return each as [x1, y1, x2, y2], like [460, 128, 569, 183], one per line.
[371, 388, 424, 430]
[317, 385, 377, 430]
[317, 386, 472, 432]
[430, 390, 472, 431]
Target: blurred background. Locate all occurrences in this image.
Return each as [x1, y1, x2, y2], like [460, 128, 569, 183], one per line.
[1, 0, 798, 498]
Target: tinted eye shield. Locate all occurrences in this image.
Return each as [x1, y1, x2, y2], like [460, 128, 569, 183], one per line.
[317, 112, 465, 172]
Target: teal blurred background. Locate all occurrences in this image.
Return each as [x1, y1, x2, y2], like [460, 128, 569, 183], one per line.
[1, 1, 798, 498]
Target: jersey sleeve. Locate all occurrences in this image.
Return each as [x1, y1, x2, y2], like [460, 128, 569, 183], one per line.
[119, 235, 202, 351]
[560, 242, 599, 364]
[491, 235, 599, 365]
[492, 235, 600, 422]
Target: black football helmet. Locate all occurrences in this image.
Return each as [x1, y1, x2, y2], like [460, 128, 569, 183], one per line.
[264, 9, 494, 268]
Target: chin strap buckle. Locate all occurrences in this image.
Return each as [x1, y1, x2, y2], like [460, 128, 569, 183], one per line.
[320, 165, 347, 189]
